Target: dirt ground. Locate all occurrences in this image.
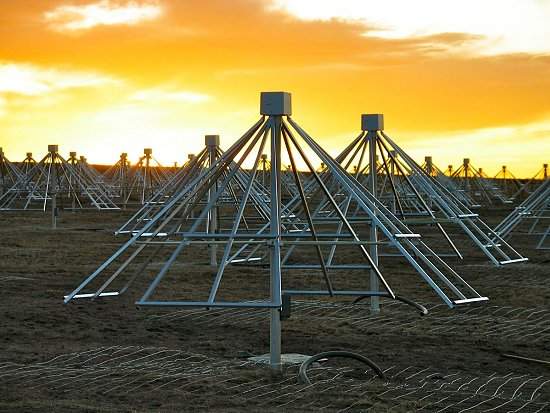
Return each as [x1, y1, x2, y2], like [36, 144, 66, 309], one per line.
[0, 206, 549, 412]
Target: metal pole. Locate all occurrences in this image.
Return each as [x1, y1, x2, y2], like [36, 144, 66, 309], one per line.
[206, 135, 219, 267]
[270, 116, 282, 372]
[52, 191, 57, 229]
[367, 130, 380, 313]
[122, 153, 128, 210]
[425, 156, 433, 175]
[144, 150, 151, 204]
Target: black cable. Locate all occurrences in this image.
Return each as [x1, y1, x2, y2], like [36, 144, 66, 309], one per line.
[352, 293, 428, 316]
[299, 351, 385, 385]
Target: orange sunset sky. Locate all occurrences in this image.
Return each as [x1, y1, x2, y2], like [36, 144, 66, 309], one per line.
[0, 0, 549, 177]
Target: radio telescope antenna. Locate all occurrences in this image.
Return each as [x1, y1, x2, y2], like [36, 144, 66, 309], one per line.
[65, 92, 487, 372]
[0, 145, 119, 211]
[0, 147, 23, 196]
[331, 116, 527, 266]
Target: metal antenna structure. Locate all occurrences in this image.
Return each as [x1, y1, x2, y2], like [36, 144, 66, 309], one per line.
[494, 179, 550, 250]
[0, 147, 23, 196]
[256, 153, 299, 199]
[65, 92, 487, 372]
[0, 145, 119, 211]
[451, 158, 512, 205]
[78, 155, 105, 185]
[512, 163, 549, 200]
[103, 152, 132, 203]
[332, 115, 527, 266]
[124, 148, 171, 205]
[493, 165, 522, 197]
[20, 152, 37, 176]
[115, 135, 257, 237]
[73, 154, 118, 200]
[421, 156, 478, 208]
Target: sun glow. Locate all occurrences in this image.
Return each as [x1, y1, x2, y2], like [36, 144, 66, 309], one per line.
[0, 0, 548, 176]
[0, 62, 118, 95]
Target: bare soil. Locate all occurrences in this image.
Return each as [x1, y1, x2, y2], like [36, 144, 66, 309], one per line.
[0, 207, 548, 412]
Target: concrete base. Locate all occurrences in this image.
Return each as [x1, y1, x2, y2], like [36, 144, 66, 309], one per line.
[248, 353, 313, 365]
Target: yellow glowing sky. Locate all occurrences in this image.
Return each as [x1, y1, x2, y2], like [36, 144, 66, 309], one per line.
[1, 0, 549, 177]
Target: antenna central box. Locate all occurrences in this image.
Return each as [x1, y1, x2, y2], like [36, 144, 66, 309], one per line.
[361, 114, 384, 131]
[260, 92, 292, 116]
[205, 135, 220, 147]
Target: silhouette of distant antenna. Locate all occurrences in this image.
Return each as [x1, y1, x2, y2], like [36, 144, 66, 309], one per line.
[0, 147, 23, 196]
[124, 148, 171, 205]
[493, 165, 522, 197]
[451, 158, 512, 205]
[421, 156, 478, 208]
[512, 163, 549, 199]
[0, 145, 119, 212]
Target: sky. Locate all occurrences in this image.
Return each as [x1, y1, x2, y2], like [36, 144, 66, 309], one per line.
[0, 0, 549, 177]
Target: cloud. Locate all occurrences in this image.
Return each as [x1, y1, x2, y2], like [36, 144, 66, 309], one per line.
[0, 62, 119, 96]
[271, 0, 550, 55]
[44, 0, 162, 31]
[130, 88, 212, 104]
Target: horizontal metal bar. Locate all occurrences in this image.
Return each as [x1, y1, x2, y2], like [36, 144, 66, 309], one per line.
[453, 297, 489, 304]
[499, 258, 529, 264]
[394, 234, 421, 238]
[133, 232, 362, 240]
[281, 264, 372, 269]
[282, 290, 385, 296]
[403, 218, 456, 224]
[63, 292, 120, 299]
[136, 300, 281, 308]
[229, 257, 262, 263]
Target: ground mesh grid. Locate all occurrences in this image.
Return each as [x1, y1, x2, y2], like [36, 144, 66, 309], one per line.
[148, 299, 550, 344]
[1, 300, 549, 412]
[0, 346, 549, 412]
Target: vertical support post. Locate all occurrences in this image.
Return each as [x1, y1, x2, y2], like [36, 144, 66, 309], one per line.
[368, 130, 380, 313]
[0, 148, 5, 196]
[544, 164, 548, 180]
[143, 148, 152, 204]
[261, 91, 291, 373]
[48, 145, 60, 229]
[463, 158, 470, 190]
[389, 150, 397, 214]
[269, 116, 282, 372]
[52, 192, 57, 229]
[206, 135, 220, 267]
[361, 114, 383, 313]
[425, 156, 433, 208]
[121, 153, 128, 210]
[261, 154, 268, 188]
[70, 153, 77, 212]
[425, 156, 433, 175]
